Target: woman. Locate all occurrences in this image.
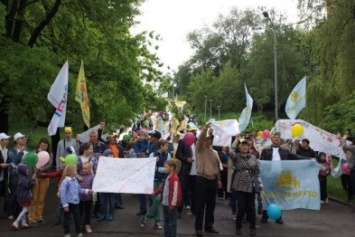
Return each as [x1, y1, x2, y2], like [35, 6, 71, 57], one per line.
[230, 140, 263, 237]
[28, 138, 53, 227]
[77, 142, 98, 175]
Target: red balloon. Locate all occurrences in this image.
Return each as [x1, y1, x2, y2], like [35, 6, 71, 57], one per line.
[342, 163, 351, 175]
[184, 132, 195, 146]
[263, 129, 270, 138]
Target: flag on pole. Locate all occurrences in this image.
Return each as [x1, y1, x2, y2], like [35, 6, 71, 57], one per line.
[48, 61, 69, 136]
[238, 84, 253, 132]
[75, 60, 90, 128]
[285, 76, 306, 119]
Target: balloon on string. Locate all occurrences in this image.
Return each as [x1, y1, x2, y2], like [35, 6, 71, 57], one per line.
[257, 131, 264, 137]
[23, 152, 38, 168]
[184, 132, 195, 146]
[267, 204, 282, 220]
[291, 124, 304, 137]
[36, 151, 50, 169]
[263, 129, 270, 138]
[64, 154, 78, 165]
[342, 163, 351, 175]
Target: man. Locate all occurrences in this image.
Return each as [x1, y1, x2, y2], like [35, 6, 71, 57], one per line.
[136, 130, 161, 216]
[89, 130, 107, 158]
[297, 138, 316, 158]
[260, 132, 307, 224]
[176, 123, 196, 218]
[7, 132, 29, 220]
[0, 133, 10, 214]
[56, 127, 79, 170]
[195, 122, 222, 237]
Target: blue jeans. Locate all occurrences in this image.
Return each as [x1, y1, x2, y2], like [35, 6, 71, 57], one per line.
[163, 205, 177, 237]
[100, 193, 114, 219]
[56, 199, 63, 221]
[114, 193, 123, 207]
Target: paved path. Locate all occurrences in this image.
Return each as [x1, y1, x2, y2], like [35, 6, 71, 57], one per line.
[0, 179, 354, 237]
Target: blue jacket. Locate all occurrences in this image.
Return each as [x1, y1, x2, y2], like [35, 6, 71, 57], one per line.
[134, 139, 149, 155]
[150, 151, 170, 181]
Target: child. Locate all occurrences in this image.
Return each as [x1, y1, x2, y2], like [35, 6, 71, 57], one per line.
[11, 152, 38, 230]
[79, 162, 94, 233]
[60, 164, 92, 237]
[317, 152, 331, 204]
[154, 159, 182, 237]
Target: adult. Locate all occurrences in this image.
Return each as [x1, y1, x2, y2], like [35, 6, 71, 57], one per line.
[0, 133, 10, 213]
[194, 122, 222, 237]
[28, 138, 53, 227]
[88, 130, 107, 159]
[296, 138, 316, 158]
[56, 127, 79, 170]
[230, 140, 263, 237]
[175, 124, 196, 218]
[340, 135, 355, 199]
[7, 132, 29, 220]
[217, 146, 229, 200]
[260, 132, 308, 224]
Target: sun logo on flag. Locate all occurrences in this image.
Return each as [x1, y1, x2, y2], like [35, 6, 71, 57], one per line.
[275, 170, 300, 188]
[290, 91, 300, 102]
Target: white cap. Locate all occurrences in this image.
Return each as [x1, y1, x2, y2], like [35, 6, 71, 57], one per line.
[0, 133, 10, 140]
[13, 132, 25, 141]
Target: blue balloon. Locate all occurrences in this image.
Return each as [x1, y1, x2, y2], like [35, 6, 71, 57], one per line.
[267, 204, 282, 220]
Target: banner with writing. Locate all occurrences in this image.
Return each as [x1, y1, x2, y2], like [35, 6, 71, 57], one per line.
[260, 160, 320, 210]
[93, 157, 156, 194]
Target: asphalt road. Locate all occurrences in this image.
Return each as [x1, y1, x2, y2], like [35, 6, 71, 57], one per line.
[0, 179, 354, 237]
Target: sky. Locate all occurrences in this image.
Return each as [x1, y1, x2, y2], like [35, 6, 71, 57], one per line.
[132, 0, 300, 73]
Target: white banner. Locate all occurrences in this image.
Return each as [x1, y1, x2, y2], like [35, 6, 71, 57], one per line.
[93, 157, 156, 194]
[275, 119, 345, 177]
[261, 160, 320, 210]
[210, 119, 240, 136]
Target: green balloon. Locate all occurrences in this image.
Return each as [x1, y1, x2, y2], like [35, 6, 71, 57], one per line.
[65, 154, 78, 165]
[123, 134, 131, 142]
[143, 120, 149, 127]
[23, 152, 38, 167]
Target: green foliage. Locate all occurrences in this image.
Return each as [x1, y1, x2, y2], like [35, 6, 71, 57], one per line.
[0, 0, 169, 133]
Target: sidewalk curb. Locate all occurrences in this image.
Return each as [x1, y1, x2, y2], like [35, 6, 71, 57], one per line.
[329, 196, 355, 208]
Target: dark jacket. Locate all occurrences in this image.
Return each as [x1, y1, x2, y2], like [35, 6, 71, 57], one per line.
[152, 151, 169, 181]
[297, 148, 316, 158]
[175, 139, 193, 175]
[134, 139, 150, 157]
[260, 146, 308, 161]
[17, 164, 36, 204]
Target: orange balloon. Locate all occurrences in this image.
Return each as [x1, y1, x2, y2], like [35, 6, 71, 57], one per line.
[257, 131, 264, 137]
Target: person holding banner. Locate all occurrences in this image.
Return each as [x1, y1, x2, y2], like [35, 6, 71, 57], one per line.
[230, 140, 263, 237]
[141, 139, 171, 230]
[260, 132, 309, 224]
[194, 122, 222, 237]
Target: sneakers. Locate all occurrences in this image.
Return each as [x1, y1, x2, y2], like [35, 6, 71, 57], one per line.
[140, 217, 147, 227]
[38, 219, 47, 225]
[8, 215, 14, 221]
[85, 225, 93, 233]
[232, 214, 237, 221]
[30, 221, 40, 227]
[154, 223, 162, 229]
[77, 233, 84, 237]
[64, 234, 71, 237]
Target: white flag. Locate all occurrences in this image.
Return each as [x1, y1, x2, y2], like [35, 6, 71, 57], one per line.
[285, 77, 306, 119]
[238, 84, 253, 132]
[47, 61, 69, 136]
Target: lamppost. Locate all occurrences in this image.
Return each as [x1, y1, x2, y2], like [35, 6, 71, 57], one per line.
[209, 99, 213, 119]
[217, 106, 221, 120]
[263, 11, 278, 121]
[204, 94, 207, 122]
[172, 83, 176, 101]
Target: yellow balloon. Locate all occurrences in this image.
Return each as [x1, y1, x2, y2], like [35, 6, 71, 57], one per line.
[291, 124, 304, 137]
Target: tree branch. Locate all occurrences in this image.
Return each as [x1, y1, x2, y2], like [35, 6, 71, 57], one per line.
[27, 0, 62, 47]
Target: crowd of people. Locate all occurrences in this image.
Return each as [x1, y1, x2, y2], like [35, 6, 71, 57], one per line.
[0, 112, 352, 237]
